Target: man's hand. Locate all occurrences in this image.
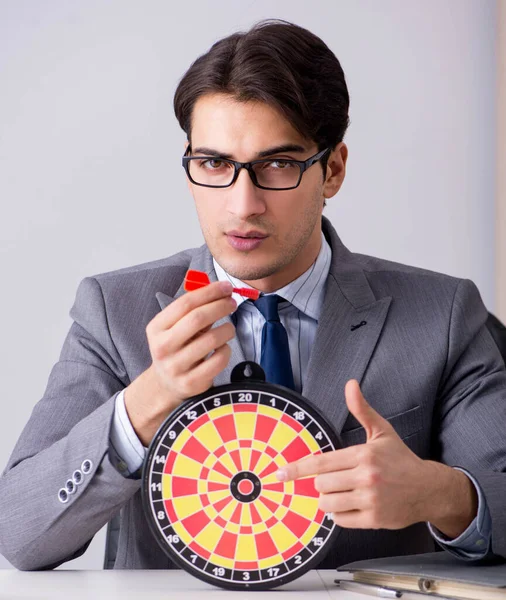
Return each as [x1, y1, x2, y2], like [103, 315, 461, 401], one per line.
[276, 380, 478, 538]
[124, 281, 237, 446]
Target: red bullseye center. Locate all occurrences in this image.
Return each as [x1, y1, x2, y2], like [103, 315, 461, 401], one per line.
[237, 478, 254, 495]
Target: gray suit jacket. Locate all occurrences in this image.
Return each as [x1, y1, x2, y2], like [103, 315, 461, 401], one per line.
[1, 216, 505, 571]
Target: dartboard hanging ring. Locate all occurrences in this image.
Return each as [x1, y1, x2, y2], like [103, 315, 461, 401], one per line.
[142, 361, 340, 590]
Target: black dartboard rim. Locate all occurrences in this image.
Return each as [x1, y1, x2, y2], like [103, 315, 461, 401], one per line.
[142, 378, 341, 591]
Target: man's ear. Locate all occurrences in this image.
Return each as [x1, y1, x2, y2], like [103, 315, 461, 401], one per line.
[323, 142, 348, 200]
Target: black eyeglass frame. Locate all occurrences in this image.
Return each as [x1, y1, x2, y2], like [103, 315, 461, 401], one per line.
[182, 147, 331, 191]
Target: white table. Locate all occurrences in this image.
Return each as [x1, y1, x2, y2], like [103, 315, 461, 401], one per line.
[0, 569, 375, 600]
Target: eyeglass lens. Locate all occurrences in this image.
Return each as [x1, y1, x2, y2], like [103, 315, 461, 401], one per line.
[188, 158, 302, 189]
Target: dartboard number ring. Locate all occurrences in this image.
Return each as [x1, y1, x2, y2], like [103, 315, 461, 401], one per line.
[142, 382, 340, 590]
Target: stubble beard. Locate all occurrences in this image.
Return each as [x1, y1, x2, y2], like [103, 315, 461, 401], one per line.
[200, 192, 323, 283]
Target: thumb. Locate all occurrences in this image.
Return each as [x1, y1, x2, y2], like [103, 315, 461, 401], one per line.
[345, 379, 394, 442]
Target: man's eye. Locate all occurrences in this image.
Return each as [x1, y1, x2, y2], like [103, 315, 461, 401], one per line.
[268, 160, 292, 169]
[201, 159, 226, 169]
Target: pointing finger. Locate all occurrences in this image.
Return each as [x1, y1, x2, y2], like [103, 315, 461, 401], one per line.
[276, 447, 359, 482]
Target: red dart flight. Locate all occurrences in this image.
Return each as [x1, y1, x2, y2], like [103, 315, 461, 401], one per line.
[184, 269, 260, 301]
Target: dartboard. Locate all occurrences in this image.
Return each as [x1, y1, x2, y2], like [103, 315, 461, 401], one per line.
[142, 362, 340, 590]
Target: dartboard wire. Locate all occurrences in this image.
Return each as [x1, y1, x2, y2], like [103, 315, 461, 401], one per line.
[203, 447, 236, 482]
[217, 433, 250, 482]
[254, 394, 331, 457]
[230, 400, 260, 472]
[258, 447, 326, 529]
[232, 407, 327, 538]
[150, 440, 230, 529]
[252, 412, 335, 545]
[161, 454, 246, 545]
[164, 462, 234, 526]
[206, 405, 232, 450]
[242, 403, 260, 472]
[156, 415, 255, 539]
[200, 503, 246, 572]
[154, 437, 330, 539]
[167, 496, 240, 566]
[147, 388, 340, 586]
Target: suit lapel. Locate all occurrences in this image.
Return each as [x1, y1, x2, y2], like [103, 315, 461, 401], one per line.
[303, 218, 392, 443]
[155, 245, 246, 388]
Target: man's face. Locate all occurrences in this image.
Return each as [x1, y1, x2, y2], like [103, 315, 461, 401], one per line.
[187, 93, 345, 291]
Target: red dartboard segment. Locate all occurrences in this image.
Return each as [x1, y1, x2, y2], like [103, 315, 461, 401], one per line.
[212, 496, 233, 514]
[229, 449, 243, 471]
[281, 511, 313, 539]
[214, 445, 228, 458]
[214, 516, 228, 529]
[215, 530, 238, 559]
[253, 414, 278, 443]
[282, 541, 305, 561]
[258, 460, 279, 480]
[213, 415, 237, 442]
[258, 495, 280, 514]
[248, 449, 263, 472]
[188, 412, 210, 433]
[233, 403, 258, 413]
[281, 436, 311, 463]
[262, 482, 284, 492]
[171, 476, 198, 497]
[230, 503, 243, 524]
[180, 436, 209, 464]
[255, 531, 279, 559]
[293, 477, 319, 498]
[249, 503, 263, 525]
[281, 412, 304, 432]
[143, 375, 340, 591]
[211, 461, 233, 479]
[181, 510, 209, 538]
[207, 481, 228, 492]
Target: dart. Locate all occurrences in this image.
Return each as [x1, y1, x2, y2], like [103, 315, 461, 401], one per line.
[184, 269, 261, 300]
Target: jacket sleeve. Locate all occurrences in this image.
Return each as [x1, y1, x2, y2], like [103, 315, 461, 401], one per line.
[435, 278, 506, 560]
[0, 277, 141, 570]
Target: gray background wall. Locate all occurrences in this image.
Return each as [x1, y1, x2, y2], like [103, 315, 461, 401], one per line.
[0, 0, 498, 569]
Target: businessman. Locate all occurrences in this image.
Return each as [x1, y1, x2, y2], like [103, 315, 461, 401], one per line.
[1, 20, 505, 571]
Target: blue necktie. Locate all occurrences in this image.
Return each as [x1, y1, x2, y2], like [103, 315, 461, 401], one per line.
[253, 294, 295, 390]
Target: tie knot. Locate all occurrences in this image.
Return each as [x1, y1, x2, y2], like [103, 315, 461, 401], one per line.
[253, 294, 283, 322]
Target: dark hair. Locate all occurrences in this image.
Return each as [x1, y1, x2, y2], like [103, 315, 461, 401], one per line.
[173, 19, 350, 168]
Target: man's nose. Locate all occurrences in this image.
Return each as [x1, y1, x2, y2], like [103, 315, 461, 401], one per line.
[226, 167, 266, 218]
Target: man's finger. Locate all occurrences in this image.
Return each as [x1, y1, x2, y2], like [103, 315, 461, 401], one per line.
[151, 280, 234, 332]
[345, 379, 394, 442]
[319, 490, 362, 514]
[276, 447, 359, 482]
[314, 469, 359, 494]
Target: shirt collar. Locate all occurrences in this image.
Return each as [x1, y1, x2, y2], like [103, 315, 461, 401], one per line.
[212, 231, 331, 321]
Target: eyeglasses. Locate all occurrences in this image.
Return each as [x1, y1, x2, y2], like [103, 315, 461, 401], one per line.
[182, 146, 330, 190]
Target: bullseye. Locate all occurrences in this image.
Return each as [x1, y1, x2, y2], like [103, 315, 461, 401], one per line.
[237, 479, 254, 495]
[230, 471, 261, 503]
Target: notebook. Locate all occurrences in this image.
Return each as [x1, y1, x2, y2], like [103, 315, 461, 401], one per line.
[336, 552, 506, 599]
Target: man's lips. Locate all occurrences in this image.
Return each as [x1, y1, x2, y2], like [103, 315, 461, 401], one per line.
[225, 230, 268, 239]
[226, 232, 268, 251]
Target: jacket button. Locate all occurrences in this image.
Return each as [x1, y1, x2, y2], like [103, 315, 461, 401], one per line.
[81, 459, 93, 474]
[58, 488, 69, 503]
[73, 469, 83, 485]
[66, 479, 76, 494]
